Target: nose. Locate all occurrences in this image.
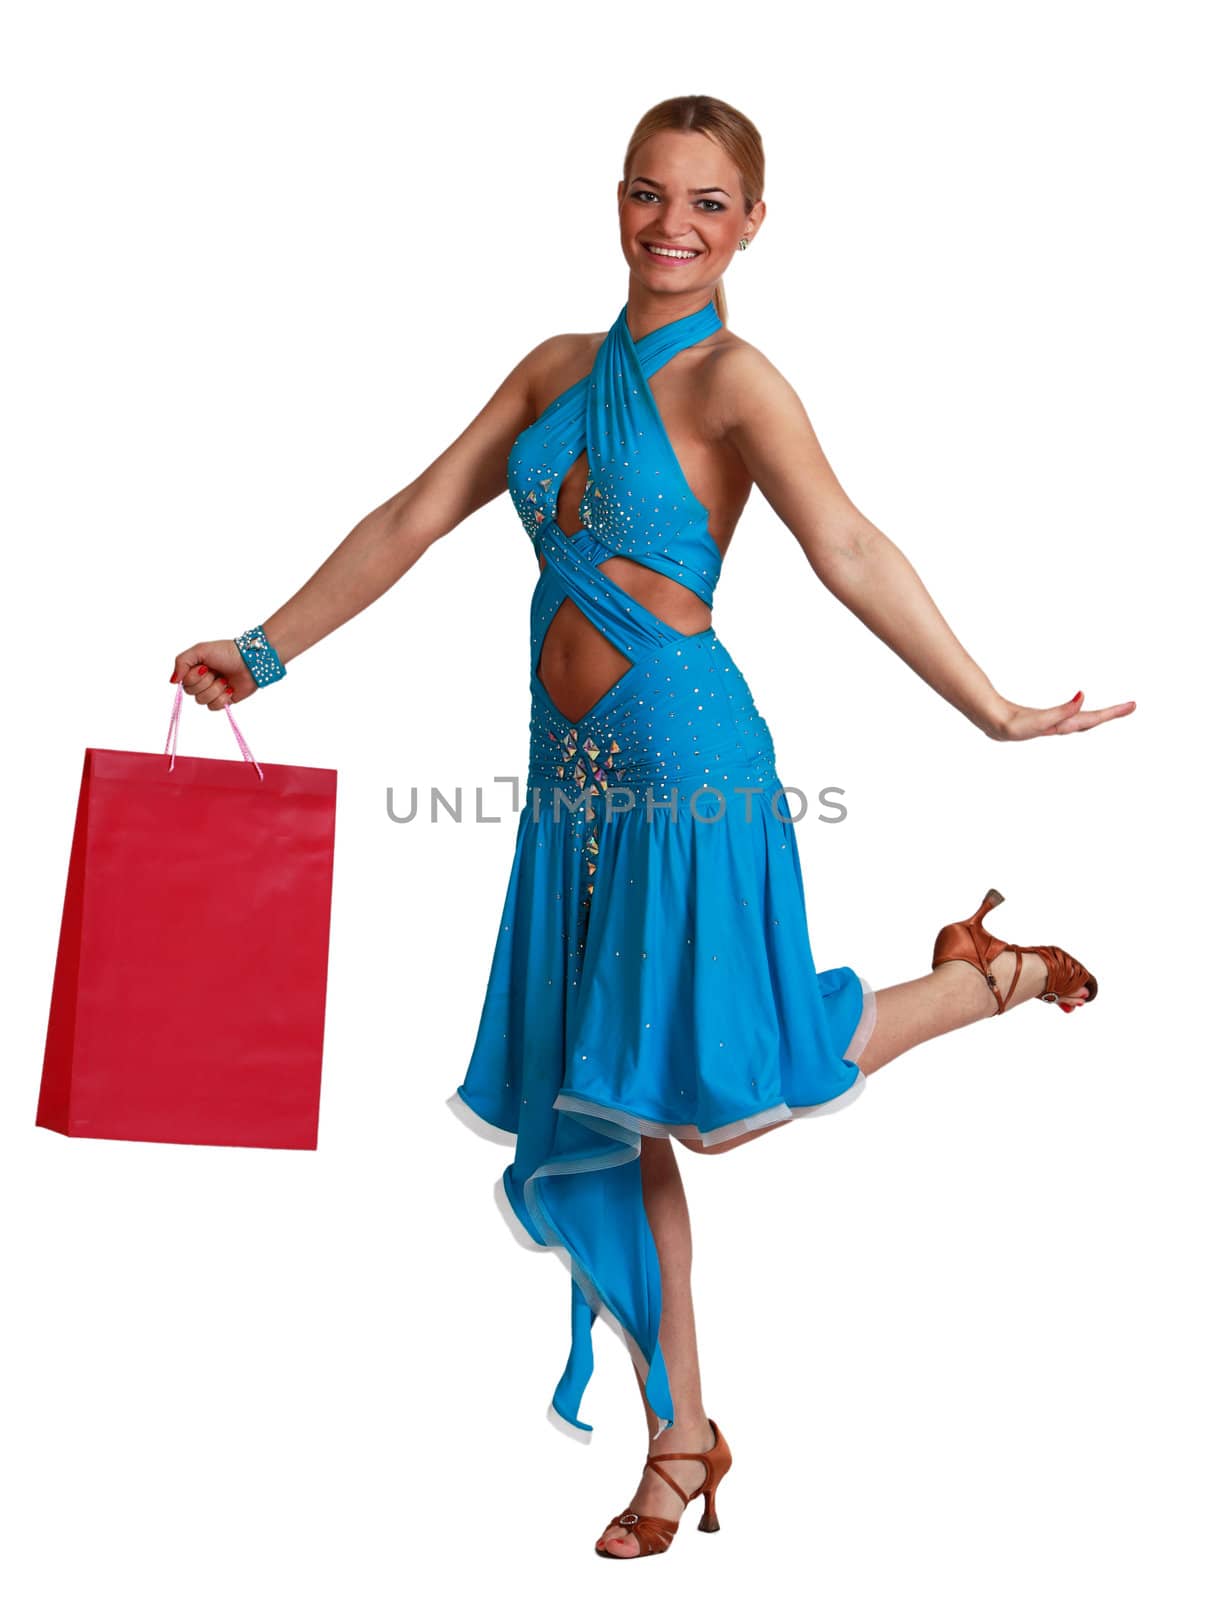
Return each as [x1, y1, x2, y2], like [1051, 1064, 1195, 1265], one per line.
[655, 199, 694, 238]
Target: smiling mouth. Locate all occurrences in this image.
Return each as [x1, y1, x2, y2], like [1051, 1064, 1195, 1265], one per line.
[642, 243, 701, 260]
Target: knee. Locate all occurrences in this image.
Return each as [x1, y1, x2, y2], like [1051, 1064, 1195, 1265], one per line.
[678, 1125, 780, 1155]
[677, 1134, 719, 1155]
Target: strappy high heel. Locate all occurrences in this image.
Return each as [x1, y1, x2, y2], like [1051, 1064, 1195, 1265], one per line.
[595, 1416, 733, 1559]
[932, 887, 1098, 1014]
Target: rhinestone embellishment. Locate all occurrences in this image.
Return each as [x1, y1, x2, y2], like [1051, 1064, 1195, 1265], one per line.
[234, 624, 286, 687]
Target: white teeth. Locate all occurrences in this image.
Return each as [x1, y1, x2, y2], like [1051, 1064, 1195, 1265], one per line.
[645, 245, 698, 259]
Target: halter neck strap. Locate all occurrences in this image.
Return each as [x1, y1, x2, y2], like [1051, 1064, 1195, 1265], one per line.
[614, 298, 723, 381]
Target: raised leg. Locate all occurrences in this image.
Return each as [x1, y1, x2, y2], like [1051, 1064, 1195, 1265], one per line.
[855, 947, 1088, 1076]
[594, 922, 1094, 1556]
[680, 947, 1090, 1155]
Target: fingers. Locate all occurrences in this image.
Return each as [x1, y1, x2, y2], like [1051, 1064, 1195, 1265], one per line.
[1051, 689, 1086, 727]
[170, 642, 252, 707]
[1003, 692, 1083, 739]
[201, 664, 234, 709]
[1033, 690, 1087, 737]
[1071, 700, 1138, 729]
[1046, 698, 1138, 736]
[177, 660, 234, 709]
[1003, 691, 1138, 740]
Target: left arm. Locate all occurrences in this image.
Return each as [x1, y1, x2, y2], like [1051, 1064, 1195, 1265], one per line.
[714, 344, 1133, 740]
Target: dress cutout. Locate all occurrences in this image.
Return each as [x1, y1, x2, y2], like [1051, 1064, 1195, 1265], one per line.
[447, 298, 877, 1440]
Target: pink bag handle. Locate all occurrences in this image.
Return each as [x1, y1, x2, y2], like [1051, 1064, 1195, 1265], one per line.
[165, 682, 265, 781]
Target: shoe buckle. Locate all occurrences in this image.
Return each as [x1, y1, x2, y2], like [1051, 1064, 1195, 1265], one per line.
[618, 1512, 640, 1527]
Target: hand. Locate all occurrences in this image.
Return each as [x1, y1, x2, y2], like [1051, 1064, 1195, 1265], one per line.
[170, 640, 256, 710]
[991, 690, 1137, 741]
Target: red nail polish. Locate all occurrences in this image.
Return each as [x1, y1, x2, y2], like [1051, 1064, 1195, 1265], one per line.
[170, 674, 179, 684]
[196, 665, 207, 675]
[1072, 690, 1083, 700]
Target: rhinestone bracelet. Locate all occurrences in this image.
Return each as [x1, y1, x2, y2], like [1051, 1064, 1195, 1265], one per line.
[234, 623, 287, 687]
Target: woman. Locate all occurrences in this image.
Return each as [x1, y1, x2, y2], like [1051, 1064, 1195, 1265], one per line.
[170, 94, 1135, 1560]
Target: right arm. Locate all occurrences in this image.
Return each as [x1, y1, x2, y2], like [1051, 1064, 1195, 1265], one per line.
[172, 337, 554, 706]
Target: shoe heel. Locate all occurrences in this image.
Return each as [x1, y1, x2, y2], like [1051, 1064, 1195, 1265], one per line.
[697, 1490, 721, 1533]
[932, 886, 1005, 968]
[931, 887, 1013, 1014]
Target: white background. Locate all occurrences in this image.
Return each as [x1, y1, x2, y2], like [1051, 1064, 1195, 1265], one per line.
[2, 1, 1220, 1594]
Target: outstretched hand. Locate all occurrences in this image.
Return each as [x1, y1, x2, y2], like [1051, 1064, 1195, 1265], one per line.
[169, 640, 256, 710]
[993, 690, 1137, 741]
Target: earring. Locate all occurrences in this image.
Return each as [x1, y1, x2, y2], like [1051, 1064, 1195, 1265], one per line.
[737, 238, 749, 251]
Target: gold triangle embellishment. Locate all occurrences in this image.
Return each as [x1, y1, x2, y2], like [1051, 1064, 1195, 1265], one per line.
[540, 477, 553, 490]
[593, 487, 602, 498]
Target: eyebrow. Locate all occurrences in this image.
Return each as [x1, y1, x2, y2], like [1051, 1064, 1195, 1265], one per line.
[628, 175, 732, 198]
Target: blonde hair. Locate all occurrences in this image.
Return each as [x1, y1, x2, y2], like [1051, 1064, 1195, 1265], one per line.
[622, 95, 765, 327]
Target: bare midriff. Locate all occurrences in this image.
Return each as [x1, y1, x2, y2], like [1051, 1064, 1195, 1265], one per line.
[537, 450, 717, 723]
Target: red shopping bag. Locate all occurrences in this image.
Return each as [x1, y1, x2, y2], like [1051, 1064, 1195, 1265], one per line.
[36, 687, 337, 1149]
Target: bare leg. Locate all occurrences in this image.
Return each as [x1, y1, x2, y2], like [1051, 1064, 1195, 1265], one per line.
[594, 1135, 716, 1557]
[596, 944, 1092, 1554]
[681, 949, 1091, 1155]
[856, 947, 1088, 1075]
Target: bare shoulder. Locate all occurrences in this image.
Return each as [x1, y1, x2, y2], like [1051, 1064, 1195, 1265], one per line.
[520, 330, 605, 414]
[696, 329, 873, 555]
[700, 331, 802, 440]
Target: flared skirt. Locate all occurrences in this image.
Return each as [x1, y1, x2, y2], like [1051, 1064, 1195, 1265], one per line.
[447, 627, 875, 1438]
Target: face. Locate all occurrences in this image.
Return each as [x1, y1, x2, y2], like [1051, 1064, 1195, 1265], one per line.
[618, 129, 764, 296]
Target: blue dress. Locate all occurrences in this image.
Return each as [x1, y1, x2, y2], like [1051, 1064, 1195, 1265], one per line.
[447, 297, 876, 1441]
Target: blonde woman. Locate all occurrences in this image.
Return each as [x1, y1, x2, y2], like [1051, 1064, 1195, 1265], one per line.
[171, 93, 1134, 1560]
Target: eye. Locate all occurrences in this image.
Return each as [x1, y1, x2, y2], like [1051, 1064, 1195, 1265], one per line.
[630, 188, 726, 213]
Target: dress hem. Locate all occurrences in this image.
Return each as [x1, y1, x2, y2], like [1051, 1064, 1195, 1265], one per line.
[552, 1068, 867, 1148]
[445, 1086, 517, 1148]
[446, 1085, 666, 1442]
[548, 971, 876, 1148]
[844, 974, 878, 1066]
[447, 966, 877, 1435]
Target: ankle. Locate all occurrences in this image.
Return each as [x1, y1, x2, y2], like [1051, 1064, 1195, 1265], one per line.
[649, 1414, 713, 1452]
